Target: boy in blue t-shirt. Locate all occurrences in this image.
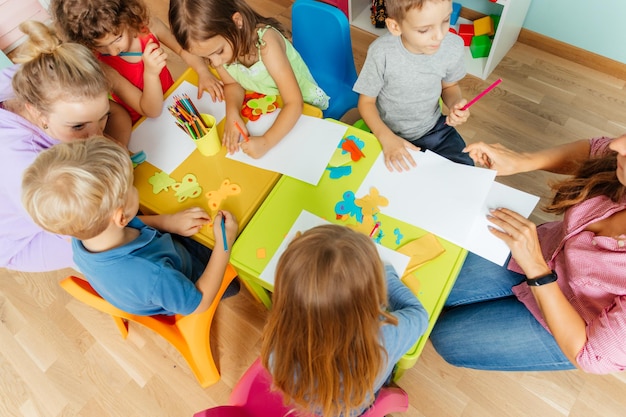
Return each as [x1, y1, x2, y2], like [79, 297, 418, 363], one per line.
[354, 0, 473, 171]
[21, 136, 238, 316]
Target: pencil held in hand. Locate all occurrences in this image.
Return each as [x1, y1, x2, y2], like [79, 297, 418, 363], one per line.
[234, 121, 249, 142]
[461, 78, 502, 111]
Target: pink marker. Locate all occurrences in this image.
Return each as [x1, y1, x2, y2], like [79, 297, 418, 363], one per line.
[461, 78, 502, 111]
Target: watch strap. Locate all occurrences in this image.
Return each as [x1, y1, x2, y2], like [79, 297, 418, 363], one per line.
[526, 271, 558, 286]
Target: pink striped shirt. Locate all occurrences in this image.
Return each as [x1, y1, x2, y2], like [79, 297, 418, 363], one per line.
[510, 137, 626, 374]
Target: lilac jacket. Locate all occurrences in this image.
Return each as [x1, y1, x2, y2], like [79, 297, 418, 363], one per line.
[0, 65, 74, 271]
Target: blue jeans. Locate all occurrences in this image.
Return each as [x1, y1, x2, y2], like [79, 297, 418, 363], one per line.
[430, 252, 575, 371]
[411, 115, 474, 166]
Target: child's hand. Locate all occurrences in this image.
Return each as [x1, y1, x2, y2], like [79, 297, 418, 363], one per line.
[213, 210, 238, 251]
[445, 99, 470, 126]
[222, 115, 247, 154]
[143, 41, 168, 77]
[197, 73, 224, 102]
[379, 133, 421, 172]
[165, 207, 211, 236]
[240, 136, 270, 159]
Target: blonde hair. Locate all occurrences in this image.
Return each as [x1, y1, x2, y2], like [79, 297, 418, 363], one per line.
[22, 137, 133, 240]
[386, 0, 450, 22]
[11, 20, 109, 115]
[261, 225, 398, 417]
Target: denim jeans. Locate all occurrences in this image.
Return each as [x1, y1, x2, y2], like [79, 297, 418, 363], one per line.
[430, 252, 575, 371]
[411, 115, 474, 166]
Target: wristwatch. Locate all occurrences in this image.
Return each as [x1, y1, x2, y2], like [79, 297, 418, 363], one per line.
[526, 271, 558, 286]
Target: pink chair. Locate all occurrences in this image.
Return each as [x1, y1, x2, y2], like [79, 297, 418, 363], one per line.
[193, 358, 409, 417]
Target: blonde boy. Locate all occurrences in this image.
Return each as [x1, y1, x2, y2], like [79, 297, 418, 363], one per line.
[22, 137, 238, 315]
[354, 0, 473, 172]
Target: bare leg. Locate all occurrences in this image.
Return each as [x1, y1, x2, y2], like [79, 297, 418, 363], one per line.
[105, 100, 132, 147]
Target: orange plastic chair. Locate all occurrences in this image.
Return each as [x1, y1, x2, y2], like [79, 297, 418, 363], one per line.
[193, 358, 409, 417]
[60, 264, 238, 388]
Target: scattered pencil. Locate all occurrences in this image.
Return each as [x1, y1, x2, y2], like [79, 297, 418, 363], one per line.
[369, 222, 381, 238]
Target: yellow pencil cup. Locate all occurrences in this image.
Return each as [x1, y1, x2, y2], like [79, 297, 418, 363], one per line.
[195, 114, 221, 156]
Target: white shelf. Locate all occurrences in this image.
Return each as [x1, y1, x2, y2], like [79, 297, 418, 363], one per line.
[347, 0, 531, 80]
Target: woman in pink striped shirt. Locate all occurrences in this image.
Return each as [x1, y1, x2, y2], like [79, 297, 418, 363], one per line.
[431, 135, 626, 374]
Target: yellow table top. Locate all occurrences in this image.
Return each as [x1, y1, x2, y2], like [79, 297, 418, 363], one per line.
[229, 122, 467, 365]
[133, 68, 322, 248]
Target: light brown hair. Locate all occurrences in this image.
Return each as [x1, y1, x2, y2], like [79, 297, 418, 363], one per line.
[545, 153, 625, 214]
[261, 224, 398, 417]
[168, 0, 287, 60]
[386, 0, 450, 22]
[22, 137, 133, 240]
[11, 20, 109, 115]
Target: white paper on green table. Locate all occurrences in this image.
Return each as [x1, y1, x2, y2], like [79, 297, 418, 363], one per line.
[259, 210, 410, 286]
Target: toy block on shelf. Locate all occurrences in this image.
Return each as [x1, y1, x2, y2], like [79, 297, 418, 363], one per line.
[458, 23, 474, 46]
[473, 15, 494, 37]
[490, 14, 501, 34]
[451, 2, 462, 25]
[470, 35, 492, 58]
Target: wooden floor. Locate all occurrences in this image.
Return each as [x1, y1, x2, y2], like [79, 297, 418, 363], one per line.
[3, 0, 626, 415]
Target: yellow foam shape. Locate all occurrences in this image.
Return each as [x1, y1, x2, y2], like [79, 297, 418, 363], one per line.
[328, 147, 353, 167]
[397, 233, 446, 275]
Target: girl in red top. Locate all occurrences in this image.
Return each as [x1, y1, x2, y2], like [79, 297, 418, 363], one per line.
[51, 0, 224, 124]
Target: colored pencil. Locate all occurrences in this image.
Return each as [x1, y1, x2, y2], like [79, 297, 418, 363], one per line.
[101, 51, 143, 57]
[369, 222, 381, 238]
[461, 78, 502, 111]
[221, 215, 228, 252]
[233, 121, 249, 142]
[168, 95, 207, 140]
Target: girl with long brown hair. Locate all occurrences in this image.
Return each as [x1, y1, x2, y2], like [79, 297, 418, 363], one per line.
[261, 224, 427, 416]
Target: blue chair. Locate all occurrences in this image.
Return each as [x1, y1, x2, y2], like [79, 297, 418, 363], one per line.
[0, 50, 12, 70]
[292, 0, 359, 120]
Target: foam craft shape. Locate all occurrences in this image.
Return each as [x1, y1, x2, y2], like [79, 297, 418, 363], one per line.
[148, 171, 177, 194]
[172, 174, 203, 202]
[206, 179, 242, 214]
[397, 233, 446, 275]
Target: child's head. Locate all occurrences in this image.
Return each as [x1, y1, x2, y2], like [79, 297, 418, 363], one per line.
[11, 21, 111, 141]
[386, 0, 452, 55]
[51, 0, 149, 51]
[22, 137, 135, 241]
[168, 0, 285, 66]
[261, 224, 398, 416]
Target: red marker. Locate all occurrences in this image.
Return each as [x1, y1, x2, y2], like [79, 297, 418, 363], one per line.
[461, 78, 502, 111]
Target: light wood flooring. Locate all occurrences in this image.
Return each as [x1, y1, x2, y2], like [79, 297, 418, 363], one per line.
[3, 0, 626, 416]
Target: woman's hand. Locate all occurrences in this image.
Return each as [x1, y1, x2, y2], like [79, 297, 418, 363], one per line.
[464, 142, 529, 175]
[486, 208, 551, 278]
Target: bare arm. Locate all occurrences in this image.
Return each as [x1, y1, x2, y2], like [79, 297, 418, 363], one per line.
[239, 29, 303, 159]
[486, 208, 586, 367]
[441, 80, 469, 126]
[150, 18, 224, 101]
[465, 139, 591, 176]
[218, 65, 247, 154]
[191, 211, 238, 314]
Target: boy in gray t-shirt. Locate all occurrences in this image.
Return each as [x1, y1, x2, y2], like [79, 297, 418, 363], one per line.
[354, 0, 473, 171]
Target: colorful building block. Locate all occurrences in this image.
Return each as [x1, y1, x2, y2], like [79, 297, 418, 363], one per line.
[451, 2, 462, 25]
[470, 35, 492, 58]
[490, 14, 501, 34]
[473, 15, 495, 37]
[458, 23, 474, 46]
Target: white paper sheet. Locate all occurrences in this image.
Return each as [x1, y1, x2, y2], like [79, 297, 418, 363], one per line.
[226, 114, 348, 185]
[358, 150, 496, 243]
[129, 81, 227, 173]
[463, 181, 539, 265]
[356, 150, 539, 265]
[260, 210, 410, 286]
